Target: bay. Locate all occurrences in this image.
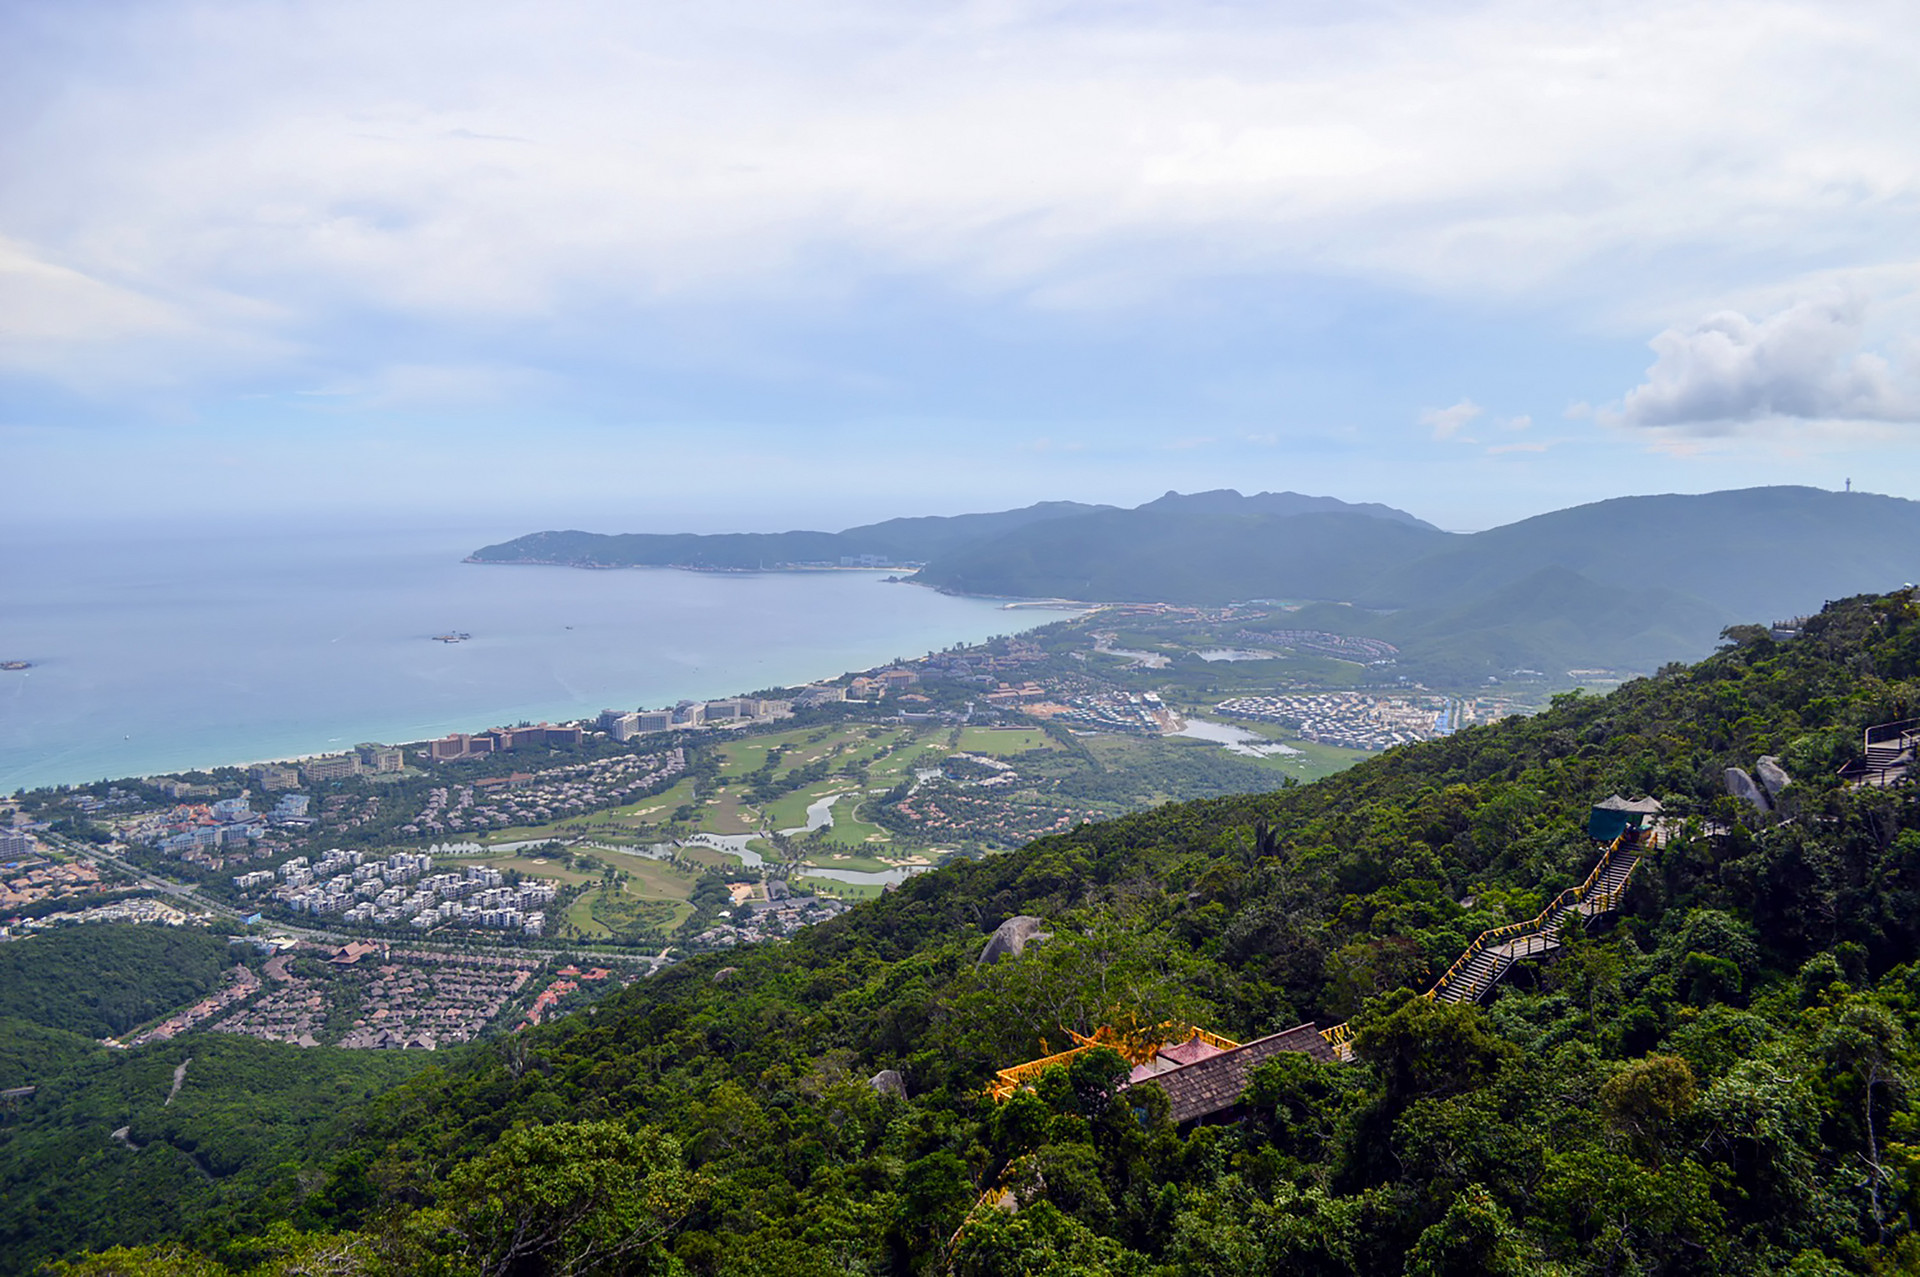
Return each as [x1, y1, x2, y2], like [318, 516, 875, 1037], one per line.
[0, 521, 1042, 792]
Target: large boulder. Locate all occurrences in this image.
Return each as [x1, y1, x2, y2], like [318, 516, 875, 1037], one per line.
[1756, 756, 1792, 799]
[868, 1069, 908, 1100]
[1726, 767, 1772, 817]
[977, 915, 1052, 967]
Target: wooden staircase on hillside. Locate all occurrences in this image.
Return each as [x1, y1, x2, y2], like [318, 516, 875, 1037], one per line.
[1319, 827, 1653, 1059]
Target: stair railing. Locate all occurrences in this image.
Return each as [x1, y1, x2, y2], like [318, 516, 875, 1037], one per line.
[1864, 718, 1920, 754]
[1424, 831, 1632, 1002]
[1320, 830, 1644, 1049]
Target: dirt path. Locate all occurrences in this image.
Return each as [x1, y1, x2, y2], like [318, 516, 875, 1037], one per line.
[165, 1057, 191, 1107]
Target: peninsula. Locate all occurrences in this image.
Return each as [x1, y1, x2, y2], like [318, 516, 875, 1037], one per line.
[470, 484, 1920, 685]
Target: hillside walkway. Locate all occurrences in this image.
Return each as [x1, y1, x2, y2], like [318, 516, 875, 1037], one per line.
[1840, 718, 1918, 788]
[1319, 825, 1657, 1059]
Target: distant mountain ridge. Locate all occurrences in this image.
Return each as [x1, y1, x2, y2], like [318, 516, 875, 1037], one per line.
[466, 490, 1427, 570]
[914, 485, 1920, 676]
[467, 500, 1115, 569]
[470, 486, 1920, 677]
[910, 508, 1448, 601]
[1134, 488, 1440, 530]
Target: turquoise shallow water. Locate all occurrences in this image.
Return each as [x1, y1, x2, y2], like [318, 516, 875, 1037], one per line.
[0, 521, 1039, 791]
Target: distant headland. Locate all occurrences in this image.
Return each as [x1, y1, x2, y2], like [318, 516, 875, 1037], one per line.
[467, 485, 1920, 681]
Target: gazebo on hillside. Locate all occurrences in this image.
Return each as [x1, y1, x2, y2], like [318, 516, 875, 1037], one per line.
[1586, 794, 1663, 844]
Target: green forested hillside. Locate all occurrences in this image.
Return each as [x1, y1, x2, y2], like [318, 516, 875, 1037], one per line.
[0, 926, 237, 1039]
[38, 590, 1920, 1275]
[467, 491, 1435, 571]
[0, 1032, 431, 1272]
[1354, 486, 1920, 621]
[467, 501, 1112, 569]
[912, 509, 1446, 602]
[916, 486, 1920, 676]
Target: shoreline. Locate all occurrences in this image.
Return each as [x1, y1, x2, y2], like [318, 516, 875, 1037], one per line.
[9, 621, 1062, 796]
[463, 558, 906, 574]
[465, 556, 1108, 611]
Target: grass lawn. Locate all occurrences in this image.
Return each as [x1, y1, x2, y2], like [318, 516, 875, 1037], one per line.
[958, 727, 1058, 756]
[613, 859, 699, 933]
[563, 894, 612, 938]
[796, 878, 885, 901]
[465, 852, 597, 885]
[768, 727, 868, 774]
[798, 848, 896, 874]
[817, 797, 890, 847]
[717, 723, 908, 780]
[473, 775, 708, 848]
[468, 847, 696, 940]
[1227, 724, 1371, 781]
[715, 730, 813, 778]
[699, 791, 759, 834]
[762, 781, 855, 830]
[887, 738, 950, 769]
[608, 776, 697, 819]
[476, 818, 579, 845]
[678, 845, 743, 871]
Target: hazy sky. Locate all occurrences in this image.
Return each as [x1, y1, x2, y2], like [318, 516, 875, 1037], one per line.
[5, 0, 1918, 533]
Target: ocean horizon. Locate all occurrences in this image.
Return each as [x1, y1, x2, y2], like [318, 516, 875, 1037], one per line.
[0, 519, 1049, 792]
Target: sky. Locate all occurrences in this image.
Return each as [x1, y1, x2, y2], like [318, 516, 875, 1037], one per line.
[4, 0, 1919, 535]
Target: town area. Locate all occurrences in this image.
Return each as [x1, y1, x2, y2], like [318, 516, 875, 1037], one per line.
[10, 605, 1549, 959]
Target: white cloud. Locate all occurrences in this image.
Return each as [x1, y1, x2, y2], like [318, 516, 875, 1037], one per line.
[1607, 292, 1919, 432]
[0, 236, 291, 390]
[2, 0, 1918, 395]
[1420, 400, 1482, 440]
[0, 239, 185, 345]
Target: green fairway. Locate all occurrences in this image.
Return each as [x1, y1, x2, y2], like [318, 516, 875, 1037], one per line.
[798, 848, 897, 873]
[795, 877, 885, 901]
[454, 845, 698, 942]
[761, 781, 855, 830]
[816, 795, 890, 847]
[700, 790, 759, 834]
[956, 726, 1057, 756]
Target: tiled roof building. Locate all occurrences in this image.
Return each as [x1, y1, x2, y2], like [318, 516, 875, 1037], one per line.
[1131, 1024, 1336, 1125]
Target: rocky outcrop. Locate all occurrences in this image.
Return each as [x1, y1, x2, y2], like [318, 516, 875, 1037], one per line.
[1726, 767, 1772, 817]
[868, 1069, 907, 1099]
[977, 916, 1052, 967]
[1756, 756, 1792, 800]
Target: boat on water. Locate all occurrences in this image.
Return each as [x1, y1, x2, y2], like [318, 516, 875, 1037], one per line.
[1, 660, 31, 671]
[431, 632, 472, 643]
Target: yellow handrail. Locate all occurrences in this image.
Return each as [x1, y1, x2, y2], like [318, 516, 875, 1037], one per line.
[987, 1043, 1097, 1101]
[1320, 827, 1647, 1048]
[1427, 831, 1633, 1000]
[987, 1022, 1245, 1101]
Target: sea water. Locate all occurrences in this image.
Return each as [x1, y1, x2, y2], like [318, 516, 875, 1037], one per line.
[0, 520, 1041, 792]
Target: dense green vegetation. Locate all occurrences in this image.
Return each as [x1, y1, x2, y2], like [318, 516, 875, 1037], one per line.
[30, 589, 1920, 1275]
[0, 1031, 431, 1271]
[917, 508, 1443, 606]
[0, 927, 238, 1040]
